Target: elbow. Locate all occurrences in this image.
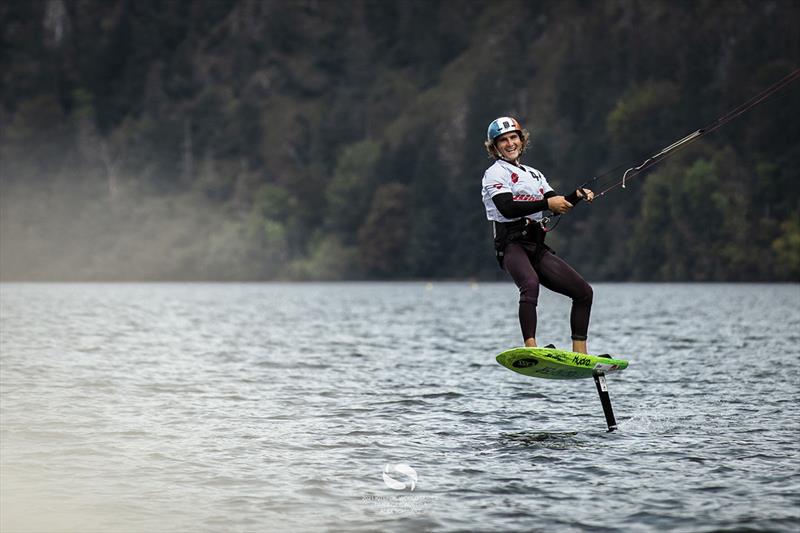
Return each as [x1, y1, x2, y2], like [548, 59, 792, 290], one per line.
[496, 206, 514, 218]
[492, 196, 514, 218]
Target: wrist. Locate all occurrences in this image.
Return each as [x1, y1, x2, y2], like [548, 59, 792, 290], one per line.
[565, 190, 583, 204]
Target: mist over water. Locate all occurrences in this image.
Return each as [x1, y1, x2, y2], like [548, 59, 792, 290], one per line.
[1, 282, 798, 532]
[0, 183, 281, 282]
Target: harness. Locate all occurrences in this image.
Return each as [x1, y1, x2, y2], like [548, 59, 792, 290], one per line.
[493, 218, 551, 270]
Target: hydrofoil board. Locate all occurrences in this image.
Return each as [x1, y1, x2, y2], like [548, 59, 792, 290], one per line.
[496, 347, 628, 380]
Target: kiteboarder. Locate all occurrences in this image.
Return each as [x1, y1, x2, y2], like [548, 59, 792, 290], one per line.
[481, 116, 595, 354]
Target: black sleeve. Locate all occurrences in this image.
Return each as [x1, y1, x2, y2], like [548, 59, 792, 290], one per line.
[564, 189, 584, 205]
[491, 192, 551, 219]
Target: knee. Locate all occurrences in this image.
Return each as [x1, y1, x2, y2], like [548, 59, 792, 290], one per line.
[575, 282, 593, 306]
[519, 281, 540, 305]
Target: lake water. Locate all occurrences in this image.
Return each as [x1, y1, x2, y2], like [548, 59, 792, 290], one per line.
[1, 282, 798, 532]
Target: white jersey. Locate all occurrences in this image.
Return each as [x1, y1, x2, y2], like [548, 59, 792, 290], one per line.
[481, 159, 554, 223]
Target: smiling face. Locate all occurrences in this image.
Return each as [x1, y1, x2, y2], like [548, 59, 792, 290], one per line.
[494, 131, 523, 163]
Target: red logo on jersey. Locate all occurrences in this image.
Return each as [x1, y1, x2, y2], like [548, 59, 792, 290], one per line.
[494, 184, 503, 189]
[539, 187, 544, 195]
[511, 173, 519, 183]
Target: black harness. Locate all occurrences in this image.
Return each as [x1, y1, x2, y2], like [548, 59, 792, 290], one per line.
[493, 218, 551, 270]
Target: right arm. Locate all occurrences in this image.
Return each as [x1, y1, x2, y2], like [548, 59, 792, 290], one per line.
[492, 191, 575, 217]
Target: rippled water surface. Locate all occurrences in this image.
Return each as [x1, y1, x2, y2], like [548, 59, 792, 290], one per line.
[1, 282, 799, 532]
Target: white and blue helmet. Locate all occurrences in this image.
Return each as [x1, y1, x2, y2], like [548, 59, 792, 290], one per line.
[487, 116, 523, 142]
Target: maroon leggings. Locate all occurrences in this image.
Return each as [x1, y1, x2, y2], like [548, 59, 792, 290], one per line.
[503, 242, 593, 342]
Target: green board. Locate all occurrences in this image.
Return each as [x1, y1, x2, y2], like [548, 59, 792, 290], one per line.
[496, 347, 629, 380]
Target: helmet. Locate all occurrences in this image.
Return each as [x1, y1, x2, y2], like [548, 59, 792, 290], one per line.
[487, 116, 523, 142]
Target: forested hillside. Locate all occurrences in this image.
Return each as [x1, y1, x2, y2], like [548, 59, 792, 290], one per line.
[1, 0, 798, 281]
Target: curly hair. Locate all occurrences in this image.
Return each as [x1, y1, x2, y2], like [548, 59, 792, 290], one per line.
[484, 129, 531, 160]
